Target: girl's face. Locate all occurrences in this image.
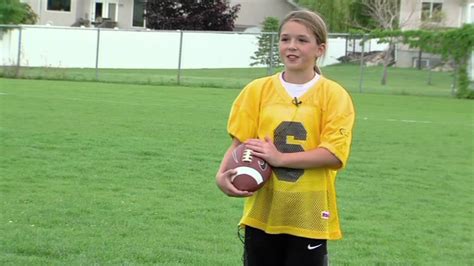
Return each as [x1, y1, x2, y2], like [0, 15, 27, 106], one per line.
[279, 21, 325, 73]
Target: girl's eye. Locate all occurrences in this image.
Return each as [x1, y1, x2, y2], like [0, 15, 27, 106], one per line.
[280, 38, 289, 42]
[299, 39, 308, 43]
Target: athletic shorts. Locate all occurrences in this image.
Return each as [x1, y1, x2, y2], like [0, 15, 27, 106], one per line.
[243, 226, 328, 266]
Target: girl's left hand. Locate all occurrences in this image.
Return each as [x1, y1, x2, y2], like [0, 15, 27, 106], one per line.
[244, 136, 282, 167]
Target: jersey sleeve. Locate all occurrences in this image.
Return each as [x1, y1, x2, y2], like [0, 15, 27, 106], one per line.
[227, 82, 260, 142]
[318, 84, 355, 169]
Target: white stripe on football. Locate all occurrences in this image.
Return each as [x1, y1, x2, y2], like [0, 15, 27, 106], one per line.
[231, 166, 264, 185]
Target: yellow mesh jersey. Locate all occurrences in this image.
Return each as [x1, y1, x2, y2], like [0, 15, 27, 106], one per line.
[227, 73, 355, 240]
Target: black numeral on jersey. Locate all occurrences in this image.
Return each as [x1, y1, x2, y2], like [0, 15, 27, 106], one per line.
[273, 121, 307, 182]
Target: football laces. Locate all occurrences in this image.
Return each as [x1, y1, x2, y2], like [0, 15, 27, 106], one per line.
[242, 149, 253, 162]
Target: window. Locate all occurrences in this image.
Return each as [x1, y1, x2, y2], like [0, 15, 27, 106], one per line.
[133, 0, 145, 27]
[469, 4, 474, 24]
[108, 3, 117, 21]
[47, 0, 71, 12]
[421, 1, 443, 22]
[93, 1, 118, 22]
[95, 3, 103, 20]
[413, 58, 430, 69]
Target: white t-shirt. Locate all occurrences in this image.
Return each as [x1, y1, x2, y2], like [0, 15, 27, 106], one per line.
[279, 72, 321, 98]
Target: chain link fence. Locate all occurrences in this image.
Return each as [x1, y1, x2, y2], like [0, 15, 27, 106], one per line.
[0, 25, 459, 97]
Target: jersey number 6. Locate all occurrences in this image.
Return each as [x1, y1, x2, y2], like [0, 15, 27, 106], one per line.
[273, 121, 307, 182]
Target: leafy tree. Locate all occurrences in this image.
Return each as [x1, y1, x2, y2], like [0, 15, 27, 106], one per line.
[0, 0, 37, 25]
[368, 24, 474, 98]
[145, 0, 240, 31]
[296, 0, 355, 32]
[250, 17, 280, 69]
[349, 0, 377, 31]
[355, 0, 401, 85]
[348, 0, 401, 34]
[414, 24, 474, 99]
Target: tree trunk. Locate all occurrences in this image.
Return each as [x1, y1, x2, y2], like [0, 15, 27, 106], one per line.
[359, 36, 366, 93]
[417, 49, 422, 70]
[451, 63, 458, 97]
[427, 54, 433, 86]
[381, 42, 394, 86]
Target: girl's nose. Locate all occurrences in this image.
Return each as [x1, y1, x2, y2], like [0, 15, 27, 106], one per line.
[288, 40, 297, 51]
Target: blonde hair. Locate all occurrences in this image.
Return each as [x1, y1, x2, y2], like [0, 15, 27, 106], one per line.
[279, 10, 328, 74]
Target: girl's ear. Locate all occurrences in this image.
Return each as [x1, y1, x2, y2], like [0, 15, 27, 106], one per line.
[316, 43, 326, 58]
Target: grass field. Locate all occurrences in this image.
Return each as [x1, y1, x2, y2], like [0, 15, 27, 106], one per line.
[0, 77, 473, 265]
[1, 64, 458, 97]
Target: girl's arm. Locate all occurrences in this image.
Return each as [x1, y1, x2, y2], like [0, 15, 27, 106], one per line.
[244, 136, 342, 169]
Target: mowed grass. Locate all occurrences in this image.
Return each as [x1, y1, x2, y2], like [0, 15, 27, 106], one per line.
[0, 78, 473, 265]
[2, 64, 456, 97]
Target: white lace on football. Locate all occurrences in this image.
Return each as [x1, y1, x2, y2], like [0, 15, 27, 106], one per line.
[242, 149, 253, 162]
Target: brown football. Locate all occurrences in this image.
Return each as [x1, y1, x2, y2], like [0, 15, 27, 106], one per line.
[226, 143, 272, 192]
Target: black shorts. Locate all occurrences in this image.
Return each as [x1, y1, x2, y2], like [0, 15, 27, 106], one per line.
[243, 226, 328, 266]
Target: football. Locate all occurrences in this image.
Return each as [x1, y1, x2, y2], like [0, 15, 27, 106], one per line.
[226, 143, 272, 192]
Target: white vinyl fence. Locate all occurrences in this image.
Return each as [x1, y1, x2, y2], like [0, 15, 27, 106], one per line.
[0, 25, 388, 69]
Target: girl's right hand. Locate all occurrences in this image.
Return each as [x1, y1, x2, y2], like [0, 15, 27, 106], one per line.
[216, 168, 254, 197]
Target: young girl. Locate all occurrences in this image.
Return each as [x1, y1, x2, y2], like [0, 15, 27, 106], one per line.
[216, 10, 355, 266]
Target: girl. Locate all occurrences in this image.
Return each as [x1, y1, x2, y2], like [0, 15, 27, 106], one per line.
[216, 10, 355, 266]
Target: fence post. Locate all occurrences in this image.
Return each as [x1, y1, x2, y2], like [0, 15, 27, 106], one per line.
[345, 35, 348, 57]
[451, 66, 457, 96]
[427, 53, 433, 86]
[358, 35, 366, 93]
[95, 28, 101, 81]
[177, 30, 184, 85]
[268, 33, 275, 75]
[352, 38, 356, 54]
[15, 27, 23, 78]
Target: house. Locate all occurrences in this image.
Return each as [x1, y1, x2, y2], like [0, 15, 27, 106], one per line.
[397, 0, 474, 68]
[20, 0, 143, 28]
[19, 0, 299, 30]
[230, 0, 299, 32]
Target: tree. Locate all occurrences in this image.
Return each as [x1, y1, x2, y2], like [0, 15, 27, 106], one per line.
[349, 0, 377, 31]
[145, 0, 240, 31]
[357, 0, 400, 30]
[419, 24, 474, 99]
[0, 0, 38, 25]
[369, 25, 474, 98]
[250, 17, 281, 71]
[417, 5, 446, 79]
[356, 0, 401, 85]
[297, 0, 355, 32]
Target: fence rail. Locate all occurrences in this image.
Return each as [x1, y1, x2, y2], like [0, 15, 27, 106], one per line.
[0, 25, 462, 97]
[0, 25, 386, 75]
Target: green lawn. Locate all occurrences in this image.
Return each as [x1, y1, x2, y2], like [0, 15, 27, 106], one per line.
[0, 78, 472, 265]
[1, 64, 456, 97]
